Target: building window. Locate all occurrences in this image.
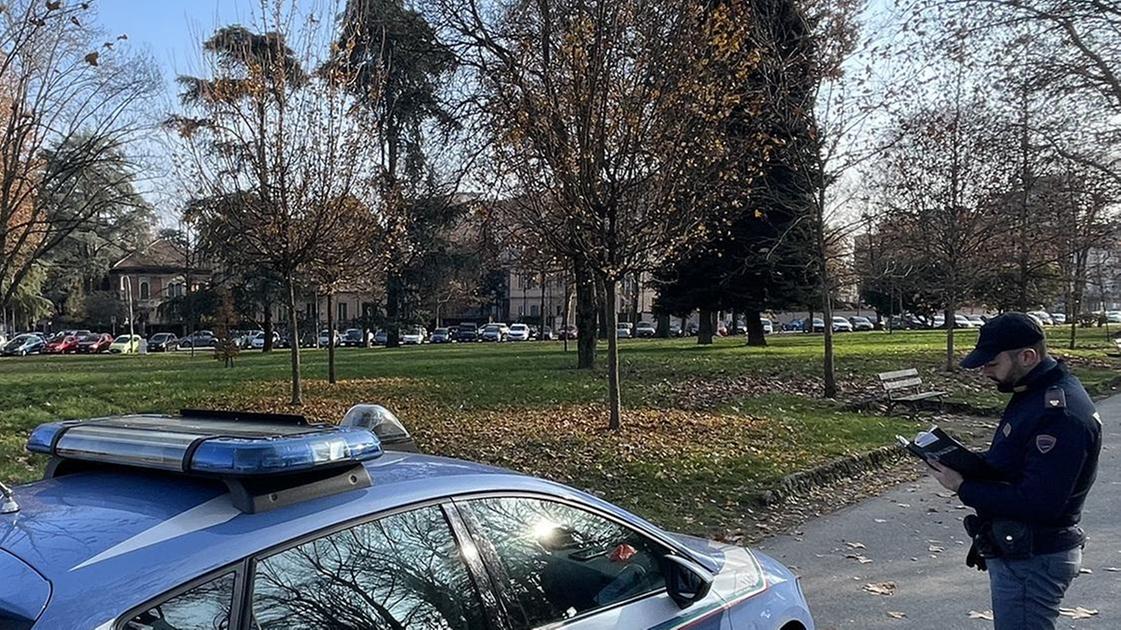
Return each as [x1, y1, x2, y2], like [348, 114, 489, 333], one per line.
[531, 305, 539, 316]
[139, 281, 149, 300]
[338, 302, 348, 322]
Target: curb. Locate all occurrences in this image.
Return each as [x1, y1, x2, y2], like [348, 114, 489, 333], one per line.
[751, 444, 907, 506]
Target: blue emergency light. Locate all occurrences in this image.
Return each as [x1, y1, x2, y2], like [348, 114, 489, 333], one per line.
[27, 409, 383, 477]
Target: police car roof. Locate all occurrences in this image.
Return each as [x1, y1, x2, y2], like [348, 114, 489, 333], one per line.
[4, 451, 620, 628]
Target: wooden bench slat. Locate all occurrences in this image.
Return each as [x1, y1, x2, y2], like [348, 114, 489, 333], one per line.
[883, 377, 924, 391]
[878, 368, 919, 381]
[893, 391, 946, 402]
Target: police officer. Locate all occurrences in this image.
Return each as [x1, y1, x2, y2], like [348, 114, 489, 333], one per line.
[928, 312, 1101, 630]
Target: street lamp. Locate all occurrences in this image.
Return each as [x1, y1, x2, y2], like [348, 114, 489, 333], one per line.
[120, 275, 135, 353]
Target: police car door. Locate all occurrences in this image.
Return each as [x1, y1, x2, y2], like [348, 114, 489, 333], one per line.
[455, 496, 733, 630]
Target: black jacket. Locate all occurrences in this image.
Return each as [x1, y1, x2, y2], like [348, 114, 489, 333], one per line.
[958, 357, 1102, 552]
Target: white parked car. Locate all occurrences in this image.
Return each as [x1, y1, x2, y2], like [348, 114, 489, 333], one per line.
[401, 327, 428, 344]
[1028, 310, 1054, 326]
[760, 318, 773, 334]
[1051, 313, 1067, 325]
[616, 322, 633, 338]
[831, 316, 853, 332]
[635, 321, 657, 337]
[250, 331, 280, 349]
[507, 323, 531, 341]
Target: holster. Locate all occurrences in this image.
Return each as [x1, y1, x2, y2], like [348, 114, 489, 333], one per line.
[962, 515, 996, 571]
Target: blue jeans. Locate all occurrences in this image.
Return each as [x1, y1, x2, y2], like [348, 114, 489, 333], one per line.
[988, 547, 1082, 630]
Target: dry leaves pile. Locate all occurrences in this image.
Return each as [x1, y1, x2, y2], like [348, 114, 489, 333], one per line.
[208, 376, 867, 533]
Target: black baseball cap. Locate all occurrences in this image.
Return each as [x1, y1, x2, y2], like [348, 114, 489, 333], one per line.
[960, 312, 1045, 369]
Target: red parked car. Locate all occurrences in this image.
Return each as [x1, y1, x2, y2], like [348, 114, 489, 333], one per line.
[45, 335, 81, 354]
[76, 332, 113, 353]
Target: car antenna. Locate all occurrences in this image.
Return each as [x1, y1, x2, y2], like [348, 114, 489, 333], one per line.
[0, 481, 19, 514]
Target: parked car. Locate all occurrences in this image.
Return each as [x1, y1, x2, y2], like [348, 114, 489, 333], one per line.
[401, 327, 427, 345]
[507, 323, 531, 341]
[314, 330, 339, 347]
[481, 323, 507, 342]
[668, 324, 683, 337]
[1051, 313, 1067, 325]
[616, 322, 633, 338]
[966, 314, 986, 327]
[635, 321, 657, 338]
[805, 318, 825, 333]
[339, 329, 367, 347]
[2, 334, 46, 356]
[4, 409, 815, 630]
[430, 327, 454, 343]
[144, 332, 177, 352]
[108, 334, 141, 354]
[759, 318, 774, 335]
[539, 326, 555, 340]
[954, 314, 976, 328]
[373, 329, 388, 345]
[831, 316, 853, 333]
[558, 324, 579, 340]
[1027, 310, 1054, 326]
[848, 316, 874, 332]
[178, 330, 216, 349]
[454, 322, 480, 342]
[45, 335, 81, 354]
[249, 331, 281, 350]
[77, 333, 114, 354]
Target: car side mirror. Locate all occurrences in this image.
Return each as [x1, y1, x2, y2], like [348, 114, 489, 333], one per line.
[664, 554, 715, 609]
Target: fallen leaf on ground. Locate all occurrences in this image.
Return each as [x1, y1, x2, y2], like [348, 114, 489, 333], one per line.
[1104, 567, 1121, 572]
[846, 554, 873, 564]
[863, 582, 896, 596]
[1079, 568, 1092, 574]
[887, 611, 906, 619]
[1058, 607, 1099, 619]
[967, 610, 994, 620]
[929, 545, 945, 553]
[845, 541, 866, 549]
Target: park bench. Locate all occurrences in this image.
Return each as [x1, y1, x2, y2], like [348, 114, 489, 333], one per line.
[1109, 337, 1121, 357]
[878, 368, 946, 412]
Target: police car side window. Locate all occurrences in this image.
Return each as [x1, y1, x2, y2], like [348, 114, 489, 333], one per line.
[249, 505, 488, 629]
[123, 572, 235, 630]
[459, 497, 667, 628]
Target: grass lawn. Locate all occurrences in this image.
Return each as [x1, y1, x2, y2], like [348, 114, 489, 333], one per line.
[2, 327, 1117, 536]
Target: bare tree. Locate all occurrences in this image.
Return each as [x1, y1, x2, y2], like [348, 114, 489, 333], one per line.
[877, 62, 1018, 371]
[0, 0, 158, 313]
[170, 3, 381, 405]
[438, 0, 771, 429]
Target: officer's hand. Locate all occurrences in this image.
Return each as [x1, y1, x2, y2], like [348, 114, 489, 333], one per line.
[927, 459, 964, 492]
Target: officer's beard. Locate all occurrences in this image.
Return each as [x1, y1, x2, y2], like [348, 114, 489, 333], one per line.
[992, 361, 1032, 393]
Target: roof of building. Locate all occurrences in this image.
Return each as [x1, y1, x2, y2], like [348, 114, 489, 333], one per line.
[110, 238, 209, 273]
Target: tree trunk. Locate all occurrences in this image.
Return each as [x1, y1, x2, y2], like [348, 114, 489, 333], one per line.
[574, 255, 597, 368]
[597, 274, 609, 339]
[656, 312, 670, 338]
[539, 268, 547, 340]
[327, 290, 337, 384]
[746, 309, 766, 346]
[263, 294, 274, 353]
[605, 278, 622, 431]
[385, 271, 402, 348]
[822, 293, 837, 398]
[730, 308, 739, 337]
[631, 272, 641, 327]
[698, 308, 714, 344]
[807, 308, 814, 333]
[562, 273, 571, 352]
[944, 305, 956, 372]
[286, 276, 302, 405]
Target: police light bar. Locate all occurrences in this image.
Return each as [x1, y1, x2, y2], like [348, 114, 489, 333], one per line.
[27, 411, 383, 477]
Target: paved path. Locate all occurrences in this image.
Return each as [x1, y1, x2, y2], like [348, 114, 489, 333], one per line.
[757, 393, 1121, 629]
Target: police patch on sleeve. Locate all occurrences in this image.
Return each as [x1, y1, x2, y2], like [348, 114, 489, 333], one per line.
[1036, 434, 1057, 454]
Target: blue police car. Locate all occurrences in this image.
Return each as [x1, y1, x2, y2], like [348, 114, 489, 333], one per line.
[0, 405, 814, 630]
